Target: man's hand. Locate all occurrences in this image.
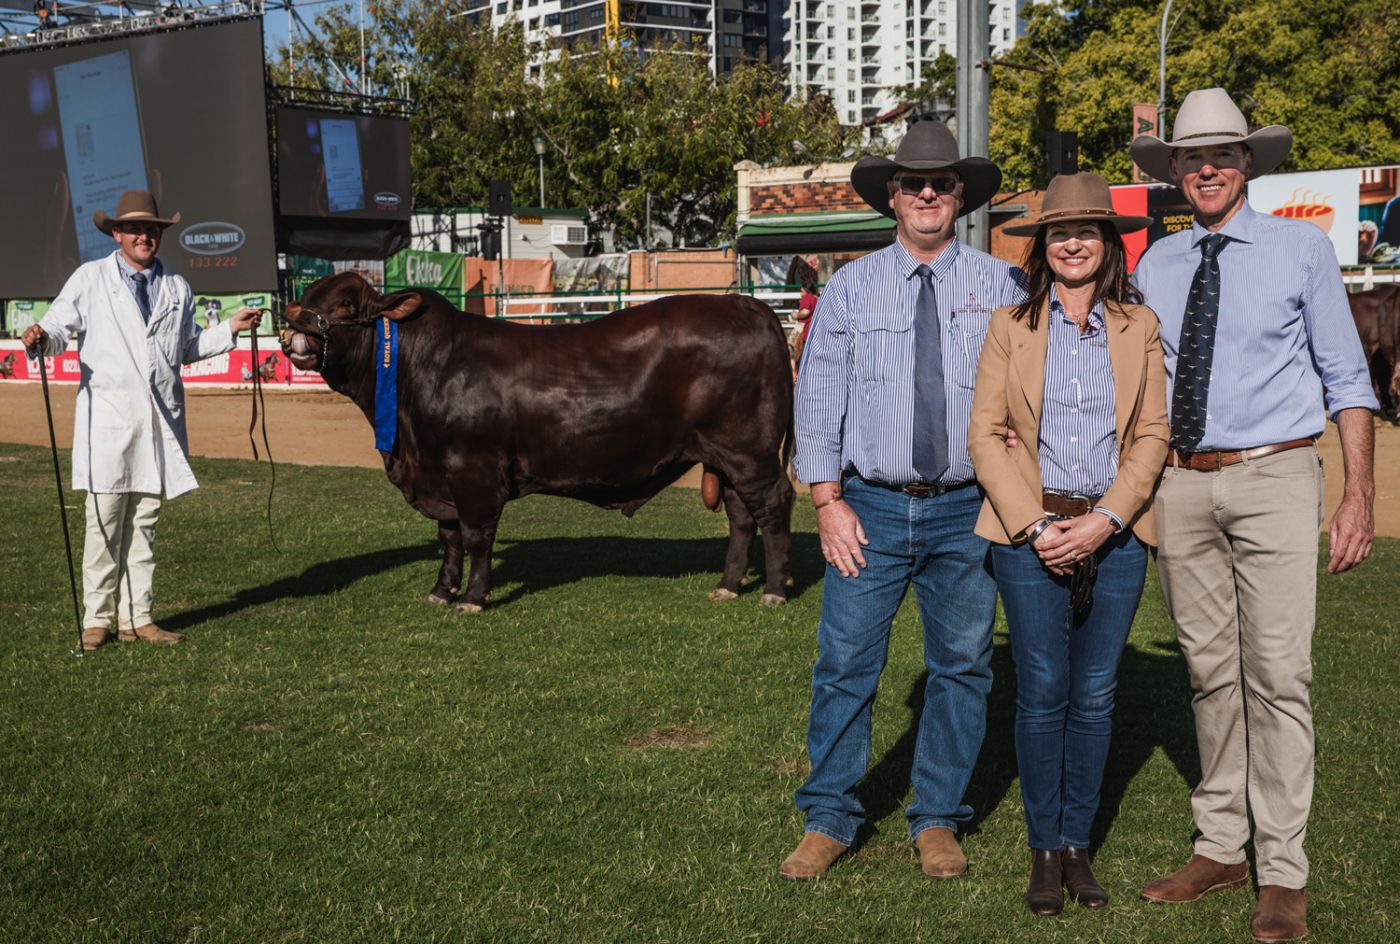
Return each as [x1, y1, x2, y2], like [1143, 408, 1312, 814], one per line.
[1327, 495, 1373, 574]
[21, 325, 46, 354]
[227, 307, 263, 338]
[814, 486, 868, 577]
[1035, 514, 1115, 573]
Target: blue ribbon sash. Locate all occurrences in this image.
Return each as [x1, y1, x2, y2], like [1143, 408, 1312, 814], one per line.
[374, 316, 398, 452]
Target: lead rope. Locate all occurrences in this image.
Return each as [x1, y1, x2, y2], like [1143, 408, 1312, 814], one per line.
[247, 310, 280, 553]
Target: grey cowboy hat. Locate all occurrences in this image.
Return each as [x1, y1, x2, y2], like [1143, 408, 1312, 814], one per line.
[93, 190, 181, 235]
[1130, 87, 1292, 184]
[1003, 172, 1151, 237]
[851, 120, 1002, 219]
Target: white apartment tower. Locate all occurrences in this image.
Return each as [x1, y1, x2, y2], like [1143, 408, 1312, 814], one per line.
[786, 0, 1028, 126]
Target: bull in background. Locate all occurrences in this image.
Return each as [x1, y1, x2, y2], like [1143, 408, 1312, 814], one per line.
[279, 272, 794, 612]
[1347, 283, 1400, 420]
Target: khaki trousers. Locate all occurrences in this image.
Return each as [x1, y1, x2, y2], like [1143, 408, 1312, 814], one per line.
[1153, 446, 1323, 890]
[83, 491, 163, 631]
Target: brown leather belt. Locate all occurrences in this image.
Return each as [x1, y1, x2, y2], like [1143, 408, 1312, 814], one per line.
[857, 476, 977, 498]
[1042, 491, 1098, 518]
[1170, 437, 1315, 472]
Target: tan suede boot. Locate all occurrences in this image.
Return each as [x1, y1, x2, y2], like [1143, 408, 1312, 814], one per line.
[118, 623, 185, 644]
[1252, 886, 1307, 942]
[1141, 854, 1247, 903]
[778, 832, 848, 880]
[914, 827, 967, 879]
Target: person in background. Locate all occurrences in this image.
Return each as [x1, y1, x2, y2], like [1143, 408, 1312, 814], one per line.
[968, 172, 1168, 917]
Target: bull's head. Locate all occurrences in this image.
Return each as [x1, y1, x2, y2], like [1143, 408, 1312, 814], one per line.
[279, 272, 422, 374]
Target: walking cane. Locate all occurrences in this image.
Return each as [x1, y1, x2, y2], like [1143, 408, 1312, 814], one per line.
[30, 343, 86, 656]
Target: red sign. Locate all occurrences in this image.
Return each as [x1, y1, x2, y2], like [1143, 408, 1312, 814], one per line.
[0, 341, 329, 389]
[1131, 104, 1159, 184]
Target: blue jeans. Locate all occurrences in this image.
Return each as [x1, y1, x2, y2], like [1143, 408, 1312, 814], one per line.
[991, 528, 1147, 850]
[796, 476, 997, 846]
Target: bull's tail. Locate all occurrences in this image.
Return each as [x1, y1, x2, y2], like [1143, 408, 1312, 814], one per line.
[781, 400, 795, 480]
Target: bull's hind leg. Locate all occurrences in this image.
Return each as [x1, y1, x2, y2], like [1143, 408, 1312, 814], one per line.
[428, 521, 463, 605]
[710, 483, 756, 601]
[453, 497, 504, 615]
[724, 465, 795, 607]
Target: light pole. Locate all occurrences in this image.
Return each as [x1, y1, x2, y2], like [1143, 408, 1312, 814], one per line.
[533, 135, 547, 208]
[1158, 0, 1175, 137]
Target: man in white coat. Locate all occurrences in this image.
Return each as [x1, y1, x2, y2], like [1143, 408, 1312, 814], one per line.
[23, 190, 262, 649]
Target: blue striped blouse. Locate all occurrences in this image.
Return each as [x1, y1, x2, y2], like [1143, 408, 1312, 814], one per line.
[1039, 289, 1118, 498]
[794, 238, 1025, 485]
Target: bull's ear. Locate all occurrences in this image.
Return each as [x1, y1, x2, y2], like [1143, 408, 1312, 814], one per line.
[377, 291, 423, 321]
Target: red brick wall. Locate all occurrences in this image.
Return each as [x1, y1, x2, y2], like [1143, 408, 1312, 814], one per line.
[751, 181, 868, 216]
[989, 190, 1045, 266]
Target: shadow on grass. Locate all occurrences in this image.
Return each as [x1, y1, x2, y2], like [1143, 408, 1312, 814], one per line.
[165, 531, 826, 628]
[848, 637, 1199, 853]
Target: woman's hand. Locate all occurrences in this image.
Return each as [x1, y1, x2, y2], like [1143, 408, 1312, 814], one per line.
[1034, 514, 1116, 573]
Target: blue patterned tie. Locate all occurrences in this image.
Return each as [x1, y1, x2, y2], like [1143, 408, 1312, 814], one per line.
[132, 270, 152, 324]
[912, 264, 948, 482]
[1170, 234, 1228, 451]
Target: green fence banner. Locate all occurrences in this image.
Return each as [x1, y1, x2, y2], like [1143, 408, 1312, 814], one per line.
[385, 249, 465, 294]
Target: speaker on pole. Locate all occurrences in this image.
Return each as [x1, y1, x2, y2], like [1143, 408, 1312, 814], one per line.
[1045, 131, 1079, 179]
[488, 179, 514, 217]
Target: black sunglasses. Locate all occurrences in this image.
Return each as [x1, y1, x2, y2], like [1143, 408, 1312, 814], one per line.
[116, 222, 161, 236]
[895, 174, 958, 196]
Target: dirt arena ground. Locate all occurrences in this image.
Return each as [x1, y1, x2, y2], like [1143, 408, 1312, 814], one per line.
[3, 383, 1397, 537]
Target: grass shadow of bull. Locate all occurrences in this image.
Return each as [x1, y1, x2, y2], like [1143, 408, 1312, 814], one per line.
[275, 272, 798, 614]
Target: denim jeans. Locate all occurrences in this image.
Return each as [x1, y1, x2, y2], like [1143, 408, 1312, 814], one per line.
[796, 476, 997, 846]
[991, 527, 1147, 850]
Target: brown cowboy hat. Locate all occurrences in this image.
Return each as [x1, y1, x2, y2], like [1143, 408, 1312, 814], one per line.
[850, 120, 1001, 220]
[1003, 172, 1151, 237]
[1129, 87, 1292, 184]
[93, 190, 181, 235]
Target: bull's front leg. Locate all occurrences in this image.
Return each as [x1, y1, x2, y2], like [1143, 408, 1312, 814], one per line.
[427, 520, 463, 605]
[453, 499, 504, 615]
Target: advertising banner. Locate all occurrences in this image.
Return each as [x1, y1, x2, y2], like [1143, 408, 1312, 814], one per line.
[462, 257, 556, 317]
[1248, 168, 1362, 266]
[1131, 104, 1159, 183]
[192, 291, 277, 336]
[0, 340, 328, 388]
[384, 249, 465, 295]
[3, 299, 51, 334]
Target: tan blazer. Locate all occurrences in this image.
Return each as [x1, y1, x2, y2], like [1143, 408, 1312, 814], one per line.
[968, 299, 1170, 546]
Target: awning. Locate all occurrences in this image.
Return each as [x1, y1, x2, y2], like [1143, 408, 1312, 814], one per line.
[736, 210, 896, 255]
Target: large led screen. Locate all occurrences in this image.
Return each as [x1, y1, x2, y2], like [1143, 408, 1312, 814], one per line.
[0, 18, 275, 297]
[275, 105, 411, 220]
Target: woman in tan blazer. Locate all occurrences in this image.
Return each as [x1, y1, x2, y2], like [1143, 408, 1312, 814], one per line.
[967, 173, 1169, 917]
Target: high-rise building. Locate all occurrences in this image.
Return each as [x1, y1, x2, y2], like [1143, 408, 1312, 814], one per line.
[457, 0, 783, 76]
[785, 0, 1029, 127]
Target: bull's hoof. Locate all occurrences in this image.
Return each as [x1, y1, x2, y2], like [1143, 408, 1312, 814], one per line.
[454, 601, 485, 615]
[759, 593, 788, 607]
[427, 592, 454, 606]
[708, 587, 740, 602]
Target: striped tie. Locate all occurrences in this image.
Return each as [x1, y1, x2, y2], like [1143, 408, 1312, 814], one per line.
[912, 264, 948, 482]
[132, 270, 152, 325]
[1170, 234, 1227, 451]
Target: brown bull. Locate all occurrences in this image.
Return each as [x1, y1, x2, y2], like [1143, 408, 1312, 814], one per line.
[1347, 283, 1400, 417]
[280, 272, 794, 612]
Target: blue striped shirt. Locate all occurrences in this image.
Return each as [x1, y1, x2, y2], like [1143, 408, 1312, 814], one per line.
[1135, 201, 1377, 449]
[794, 237, 1025, 485]
[114, 252, 164, 321]
[1040, 290, 1118, 497]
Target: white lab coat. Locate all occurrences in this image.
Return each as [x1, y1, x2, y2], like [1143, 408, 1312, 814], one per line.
[37, 252, 234, 498]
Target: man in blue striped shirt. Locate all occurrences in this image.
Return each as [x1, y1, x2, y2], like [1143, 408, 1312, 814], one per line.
[780, 120, 1024, 881]
[1131, 89, 1377, 943]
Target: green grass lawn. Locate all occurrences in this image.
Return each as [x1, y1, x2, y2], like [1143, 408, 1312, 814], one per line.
[0, 443, 1394, 943]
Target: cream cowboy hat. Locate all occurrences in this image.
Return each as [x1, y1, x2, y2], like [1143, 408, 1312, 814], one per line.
[93, 190, 181, 235]
[1003, 172, 1151, 237]
[850, 120, 1002, 219]
[1130, 87, 1292, 184]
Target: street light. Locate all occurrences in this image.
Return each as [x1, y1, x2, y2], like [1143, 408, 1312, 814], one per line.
[533, 135, 547, 208]
[1158, 0, 1178, 137]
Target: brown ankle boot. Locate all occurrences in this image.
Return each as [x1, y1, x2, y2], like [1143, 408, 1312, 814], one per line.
[1141, 853, 1247, 903]
[1026, 849, 1063, 917]
[1061, 847, 1108, 909]
[1252, 886, 1307, 942]
[914, 827, 967, 878]
[778, 832, 848, 880]
[119, 623, 185, 644]
[80, 626, 111, 650]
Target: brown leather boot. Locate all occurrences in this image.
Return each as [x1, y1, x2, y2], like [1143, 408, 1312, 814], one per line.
[81, 626, 111, 650]
[1252, 886, 1307, 942]
[778, 832, 848, 880]
[1141, 854, 1247, 903]
[1026, 849, 1063, 917]
[1061, 847, 1108, 909]
[118, 623, 185, 644]
[914, 827, 967, 879]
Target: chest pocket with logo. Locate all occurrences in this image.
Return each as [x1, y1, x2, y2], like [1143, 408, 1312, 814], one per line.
[853, 309, 914, 383]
